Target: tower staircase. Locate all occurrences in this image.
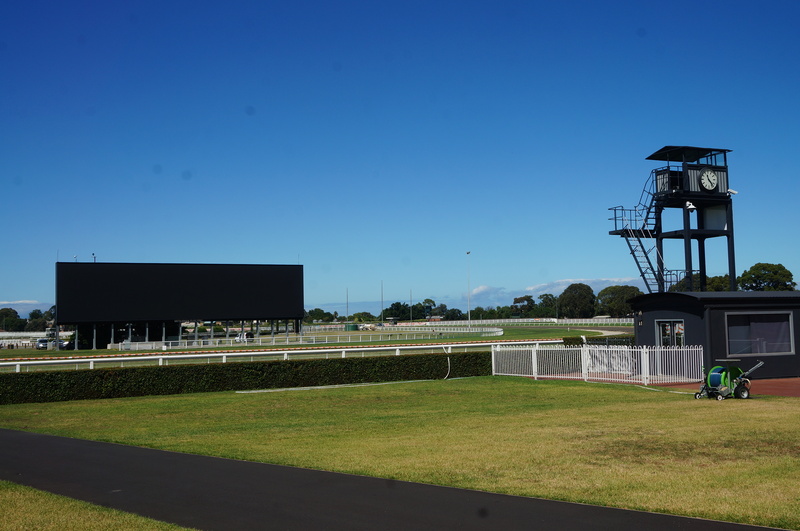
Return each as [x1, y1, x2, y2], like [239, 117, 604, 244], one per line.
[609, 170, 665, 293]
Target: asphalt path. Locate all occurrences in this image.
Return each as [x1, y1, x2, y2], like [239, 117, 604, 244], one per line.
[0, 428, 780, 530]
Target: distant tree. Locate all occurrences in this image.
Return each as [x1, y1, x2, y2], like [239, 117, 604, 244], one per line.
[738, 263, 796, 291]
[305, 308, 334, 323]
[443, 308, 465, 320]
[28, 309, 44, 320]
[431, 303, 448, 317]
[595, 285, 643, 317]
[25, 318, 48, 332]
[536, 294, 557, 318]
[706, 275, 731, 291]
[43, 305, 56, 321]
[351, 311, 376, 322]
[410, 302, 427, 320]
[512, 295, 536, 317]
[669, 273, 731, 292]
[0, 308, 25, 331]
[557, 284, 596, 318]
[496, 305, 515, 319]
[383, 302, 411, 321]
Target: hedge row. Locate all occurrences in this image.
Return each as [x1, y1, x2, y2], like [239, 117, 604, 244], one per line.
[562, 335, 636, 347]
[0, 351, 492, 405]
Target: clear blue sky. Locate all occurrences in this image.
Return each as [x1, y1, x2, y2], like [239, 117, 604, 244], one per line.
[2, 1, 799, 318]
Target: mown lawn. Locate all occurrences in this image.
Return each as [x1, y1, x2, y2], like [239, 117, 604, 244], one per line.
[0, 480, 192, 530]
[0, 376, 797, 529]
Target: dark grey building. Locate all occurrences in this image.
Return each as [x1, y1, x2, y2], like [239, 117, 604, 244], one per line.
[630, 291, 800, 379]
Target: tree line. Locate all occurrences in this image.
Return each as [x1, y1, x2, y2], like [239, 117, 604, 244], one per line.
[303, 262, 797, 323]
[0, 306, 55, 332]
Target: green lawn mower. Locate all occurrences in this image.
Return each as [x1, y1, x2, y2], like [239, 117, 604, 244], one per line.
[695, 359, 764, 400]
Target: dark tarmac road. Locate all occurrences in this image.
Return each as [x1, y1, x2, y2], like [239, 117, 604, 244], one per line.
[0, 428, 781, 531]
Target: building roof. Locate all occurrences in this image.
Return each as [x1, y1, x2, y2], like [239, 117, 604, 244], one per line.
[646, 146, 731, 163]
[630, 291, 800, 308]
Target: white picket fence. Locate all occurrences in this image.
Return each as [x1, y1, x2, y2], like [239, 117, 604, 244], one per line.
[492, 344, 703, 385]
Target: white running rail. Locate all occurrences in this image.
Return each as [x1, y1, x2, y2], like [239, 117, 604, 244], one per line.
[492, 344, 703, 385]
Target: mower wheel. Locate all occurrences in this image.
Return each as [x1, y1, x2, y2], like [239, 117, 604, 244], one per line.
[694, 393, 703, 399]
[716, 394, 725, 401]
[735, 386, 750, 399]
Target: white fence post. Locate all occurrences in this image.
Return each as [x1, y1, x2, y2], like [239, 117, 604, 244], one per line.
[641, 346, 650, 386]
[531, 344, 538, 380]
[581, 344, 589, 382]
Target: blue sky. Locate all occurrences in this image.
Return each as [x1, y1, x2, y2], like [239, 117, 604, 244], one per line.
[2, 1, 799, 318]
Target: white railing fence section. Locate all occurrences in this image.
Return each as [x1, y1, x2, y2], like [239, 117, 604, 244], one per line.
[1, 341, 507, 374]
[492, 344, 703, 385]
[120, 327, 503, 351]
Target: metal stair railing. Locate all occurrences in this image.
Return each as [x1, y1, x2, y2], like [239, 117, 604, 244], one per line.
[611, 170, 667, 293]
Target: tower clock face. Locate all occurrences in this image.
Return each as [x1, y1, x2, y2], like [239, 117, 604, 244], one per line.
[699, 169, 718, 192]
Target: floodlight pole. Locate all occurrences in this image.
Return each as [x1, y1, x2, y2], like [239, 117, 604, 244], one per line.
[466, 251, 471, 323]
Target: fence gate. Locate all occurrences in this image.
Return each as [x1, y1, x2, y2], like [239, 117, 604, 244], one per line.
[492, 344, 703, 385]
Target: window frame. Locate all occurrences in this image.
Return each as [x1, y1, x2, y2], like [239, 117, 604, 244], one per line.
[655, 319, 685, 347]
[724, 310, 795, 357]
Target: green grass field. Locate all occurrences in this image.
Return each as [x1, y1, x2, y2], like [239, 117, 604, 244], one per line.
[1, 376, 798, 529]
[0, 480, 192, 530]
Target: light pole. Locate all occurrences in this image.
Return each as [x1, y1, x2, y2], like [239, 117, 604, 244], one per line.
[466, 251, 471, 323]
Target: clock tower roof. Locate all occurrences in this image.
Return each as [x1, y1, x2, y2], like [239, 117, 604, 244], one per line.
[646, 146, 731, 163]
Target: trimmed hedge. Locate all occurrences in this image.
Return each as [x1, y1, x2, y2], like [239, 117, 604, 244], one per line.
[0, 352, 492, 405]
[562, 335, 636, 347]
[585, 334, 636, 347]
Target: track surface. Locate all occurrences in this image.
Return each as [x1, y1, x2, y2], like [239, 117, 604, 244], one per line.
[0, 428, 779, 531]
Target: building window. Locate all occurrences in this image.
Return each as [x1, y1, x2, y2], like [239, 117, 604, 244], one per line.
[656, 320, 684, 347]
[726, 312, 794, 356]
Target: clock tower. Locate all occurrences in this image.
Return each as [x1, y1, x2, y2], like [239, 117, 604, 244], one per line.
[610, 146, 736, 293]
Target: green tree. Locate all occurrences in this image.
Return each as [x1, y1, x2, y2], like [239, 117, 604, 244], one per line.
[25, 318, 48, 332]
[557, 284, 596, 318]
[443, 307, 465, 320]
[431, 303, 448, 317]
[511, 295, 536, 317]
[669, 273, 731, 292]
[351, 311, 376, 322]
[595, 285, 643, 317]
[738, 263, 796, 291]
[383, 302, 411, 321]
[305, 308, 334, 323]
[706, 275, 731, 291]
[410, 302, 427, 321]
[537, 294, 557, 318]
[0, 308, 25, 331]
[28, 309, 44, 320]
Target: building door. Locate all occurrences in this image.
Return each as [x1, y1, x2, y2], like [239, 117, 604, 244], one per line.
[656, 320, 684, 346]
